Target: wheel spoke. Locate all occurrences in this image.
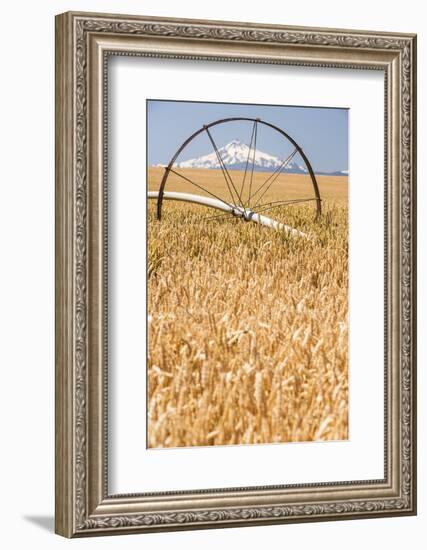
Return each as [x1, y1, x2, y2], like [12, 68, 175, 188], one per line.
[250, 149, 298, 210]
[252, 197, 319, 215]
[204, 127, 245, 210]
[239, 120, 257, 201]
[248, 160, 287, 208]
[247, 120, 258, 205]
[167, 167, 235, 210]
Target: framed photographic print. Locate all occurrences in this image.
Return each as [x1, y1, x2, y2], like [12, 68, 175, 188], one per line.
[55, 11, 417, 537]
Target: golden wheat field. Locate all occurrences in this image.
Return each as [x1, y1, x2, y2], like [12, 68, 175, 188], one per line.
[147, 167, 348, 448]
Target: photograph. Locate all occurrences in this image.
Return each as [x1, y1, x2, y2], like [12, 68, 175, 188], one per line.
[147, 99, 349, 449]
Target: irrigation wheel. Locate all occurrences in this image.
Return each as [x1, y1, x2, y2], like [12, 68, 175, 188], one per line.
[150, 117, 322, 235]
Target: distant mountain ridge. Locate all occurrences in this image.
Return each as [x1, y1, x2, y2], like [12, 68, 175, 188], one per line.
[152, 140, 347, 176]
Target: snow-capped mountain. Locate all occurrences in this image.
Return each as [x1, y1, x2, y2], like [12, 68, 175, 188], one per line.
[172, 139, 308, 174]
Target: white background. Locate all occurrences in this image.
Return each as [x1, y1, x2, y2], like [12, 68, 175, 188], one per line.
[109, 59, 385, 493]
[0, 1, 424, 548]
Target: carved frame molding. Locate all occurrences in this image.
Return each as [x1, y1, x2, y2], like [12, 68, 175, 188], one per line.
[55, 11, 416, 537]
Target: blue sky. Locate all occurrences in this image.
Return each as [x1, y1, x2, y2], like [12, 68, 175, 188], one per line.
[147, 100, 348, 174]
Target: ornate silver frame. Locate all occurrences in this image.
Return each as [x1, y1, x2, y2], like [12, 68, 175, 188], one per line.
[55, 11, 417, 537]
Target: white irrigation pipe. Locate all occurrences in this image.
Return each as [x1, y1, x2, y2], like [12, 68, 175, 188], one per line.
[148, 191, 307, 238]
